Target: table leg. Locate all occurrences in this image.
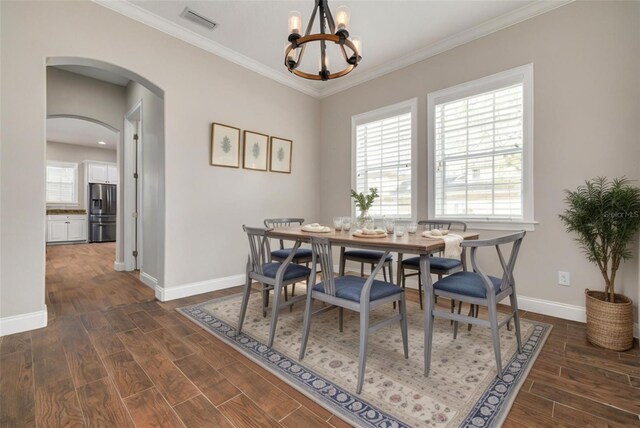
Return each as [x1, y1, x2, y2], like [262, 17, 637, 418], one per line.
[338, 246, 346, 276]
[421, 253, 434, 376]
[396, 253, 403, 288]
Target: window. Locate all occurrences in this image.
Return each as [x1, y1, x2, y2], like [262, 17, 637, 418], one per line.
[352, 99, 417, 219]
[428, 64, 534, 230]
[46, 161, 78, 204]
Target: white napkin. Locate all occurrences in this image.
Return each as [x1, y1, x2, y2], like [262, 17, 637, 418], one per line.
[422, 229, 463, 259]
[302, 223, 331, 232]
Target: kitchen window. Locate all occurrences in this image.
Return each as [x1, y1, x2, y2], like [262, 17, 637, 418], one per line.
[427, 64, 535, 230]
[46, 161, 78, 204]
[352, 99, 417, 219]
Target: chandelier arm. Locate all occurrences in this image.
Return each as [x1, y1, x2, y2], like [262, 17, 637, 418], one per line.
[296, 43, 307, 69]
[339, 43, 349, 62]
[304, 2, 319, 37]
[323, 0, 337, 34]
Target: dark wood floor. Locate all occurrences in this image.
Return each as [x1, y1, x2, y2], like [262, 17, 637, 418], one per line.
[0, 243, 638, 427]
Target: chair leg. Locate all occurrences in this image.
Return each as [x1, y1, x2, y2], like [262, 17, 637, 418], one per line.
[510, 293, 523, 353]
[488, 303, 503, 377]
[424, 293, 435, 377]
[291, 283, 296, 297]
[238, 269, 252, 333]
[339, 307, 344, 332]
[399, 295, 409, 359]
[450, 299, 455, 325]
[382, 266, 388, 282]
[262, 285, 269, 318]
[267, 284, 283, 348]
[418, 275, 423, 310]
[453, 300, 463, 340]
[298, 291, 314, 360]
[388, 261, 394, 285]
[356, 309, 370, 394]
[467, 304, 475, 331]
[360, 263, 364, 277]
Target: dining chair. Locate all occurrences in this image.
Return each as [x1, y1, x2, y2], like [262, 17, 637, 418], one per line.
[399, 220, 468, 310]
[339, 248, 394, 284]
[264, 218, 313, 299]
[299, 236, 408, 394]
[424, 231, 526, 378]
[238, 226, 312, 348]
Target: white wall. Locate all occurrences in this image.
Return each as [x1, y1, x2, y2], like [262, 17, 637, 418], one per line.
[0, 1, 321, 323]
[125, 81, 165, 286]
[319, 1, 640, 325]
[46, 141, 117, 210]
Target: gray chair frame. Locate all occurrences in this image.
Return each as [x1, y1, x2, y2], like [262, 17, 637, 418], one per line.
[299, 237, 408, 394]
[424, 231, 526, 378]
[264, 218, 313, 299]
[238, 226, 311, 348]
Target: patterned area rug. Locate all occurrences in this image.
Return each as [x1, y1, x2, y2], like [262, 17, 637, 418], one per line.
[179, 292, 550, 428]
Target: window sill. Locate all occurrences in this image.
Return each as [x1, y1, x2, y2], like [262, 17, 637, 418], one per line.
[438, 219, 538, 232]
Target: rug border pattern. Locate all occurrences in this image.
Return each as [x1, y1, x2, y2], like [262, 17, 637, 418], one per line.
[178, 297, 551, 428]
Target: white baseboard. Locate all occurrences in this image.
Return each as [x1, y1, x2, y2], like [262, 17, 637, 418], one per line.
[156, 273, 245, 302]
[140, 271, 158, 290]
[114, 261, 126, 271]
[0, 307, 48, 337]
[515, 295, 586, 323]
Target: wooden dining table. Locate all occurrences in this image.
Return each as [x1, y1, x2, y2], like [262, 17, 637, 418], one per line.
[267, 225, 479, 362]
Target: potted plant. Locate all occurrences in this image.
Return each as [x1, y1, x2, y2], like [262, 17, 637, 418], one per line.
[559, 177, 640, 350]
[351, 187, 378, 228]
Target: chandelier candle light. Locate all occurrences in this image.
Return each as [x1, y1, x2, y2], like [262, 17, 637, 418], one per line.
[285, 0, 362, 81]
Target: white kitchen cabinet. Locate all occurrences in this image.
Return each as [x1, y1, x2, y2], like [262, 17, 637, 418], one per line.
[87, 162, 118, 184]
[47, 215, 87, 243]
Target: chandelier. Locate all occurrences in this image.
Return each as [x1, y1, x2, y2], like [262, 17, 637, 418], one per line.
[284, 0, 362, 81]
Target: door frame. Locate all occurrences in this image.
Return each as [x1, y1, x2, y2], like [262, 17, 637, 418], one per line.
[123, 100, 143, 271]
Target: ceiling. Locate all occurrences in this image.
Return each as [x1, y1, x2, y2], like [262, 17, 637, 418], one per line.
[54, 65, 131, 87]
[98, 0, 570, 97]
[47, 117, 119, 150]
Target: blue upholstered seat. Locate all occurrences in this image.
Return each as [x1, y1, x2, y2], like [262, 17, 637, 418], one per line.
[271, 248, 313, 260]
[261, 262, 311, 281]
[402, 256, 462, 271]
[313, 275, 403, 303]
[343, 250, 393, 262]
[433, 272, 503, 298]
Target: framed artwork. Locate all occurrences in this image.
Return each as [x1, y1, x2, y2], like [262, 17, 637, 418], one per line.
[211, 123, 241, 168]
[243, 131, 269, 171]
[270, 137, 292, 174]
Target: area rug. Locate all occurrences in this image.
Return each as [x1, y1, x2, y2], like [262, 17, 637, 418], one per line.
[178, 292, 551, 428]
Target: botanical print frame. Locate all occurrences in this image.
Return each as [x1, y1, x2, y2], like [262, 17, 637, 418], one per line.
[211, 123, 241, 168]
[243, 131, 269, 171]
[270, 137, 292, 174]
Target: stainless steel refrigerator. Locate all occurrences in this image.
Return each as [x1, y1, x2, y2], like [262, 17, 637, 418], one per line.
[89, 183, 116, 242]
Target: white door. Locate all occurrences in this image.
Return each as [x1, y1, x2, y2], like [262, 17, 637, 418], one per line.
[47, 221, 67, 242]
[89, 164, 108, 183]
[107, 164, 119, 184]
[66, 220, 87, 241]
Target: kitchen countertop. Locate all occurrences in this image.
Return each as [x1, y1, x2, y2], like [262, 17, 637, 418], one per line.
[46, 209, 87, 215]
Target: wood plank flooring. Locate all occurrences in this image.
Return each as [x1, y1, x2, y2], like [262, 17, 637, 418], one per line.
[0, 242, 638, 427]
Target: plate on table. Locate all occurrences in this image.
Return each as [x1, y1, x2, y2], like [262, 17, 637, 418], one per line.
[352, 230, 388, 238]
[301, 224, 332, 233]
[422, 230, 449, 239]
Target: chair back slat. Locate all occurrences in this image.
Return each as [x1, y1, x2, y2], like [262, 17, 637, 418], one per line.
[264, 218, 305, 249]
[465, 231, 526, 293]
[310, 237, 336, 296]
[243, 225, 272, 275]
[418, 219, 467, 232]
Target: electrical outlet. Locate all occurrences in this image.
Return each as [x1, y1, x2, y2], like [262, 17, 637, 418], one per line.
[558, 271, 570, 286]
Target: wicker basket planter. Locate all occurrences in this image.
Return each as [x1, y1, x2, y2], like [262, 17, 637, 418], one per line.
[585, 290, 634, 351]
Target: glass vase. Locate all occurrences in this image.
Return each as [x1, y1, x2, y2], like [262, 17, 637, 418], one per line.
[357, 210, 374, 229]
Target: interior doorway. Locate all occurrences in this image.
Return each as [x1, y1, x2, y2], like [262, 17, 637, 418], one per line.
[124, 101, 143, 271]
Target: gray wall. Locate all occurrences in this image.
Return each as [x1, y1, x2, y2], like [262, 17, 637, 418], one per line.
[46, 141, 117, 210]
[0, 0, 321, 320]
[319, 1, 640, 324]
[125, 81, 165, 285]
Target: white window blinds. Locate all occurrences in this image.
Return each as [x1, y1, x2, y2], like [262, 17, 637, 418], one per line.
[46, 162, 78, 204]
[434, 84, 524, 219]
[355, 108, 413, 218]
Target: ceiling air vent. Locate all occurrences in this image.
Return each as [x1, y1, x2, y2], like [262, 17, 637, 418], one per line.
[181, 7, 218, 31]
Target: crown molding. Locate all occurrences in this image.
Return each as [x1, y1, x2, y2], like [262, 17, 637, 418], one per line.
[94, 0, 572, 100]
[317, 0, 574, 98]
[92, 0, 322, 98]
